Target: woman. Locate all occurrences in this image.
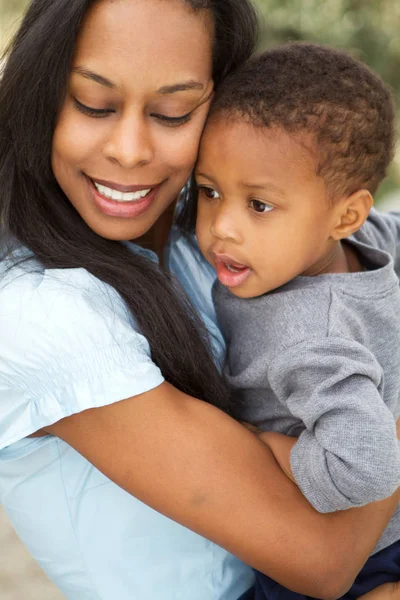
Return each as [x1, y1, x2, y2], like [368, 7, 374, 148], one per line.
[0, 1, 398, 599]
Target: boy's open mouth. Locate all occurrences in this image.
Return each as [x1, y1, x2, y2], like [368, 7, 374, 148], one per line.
[213, 254, 252, 288]
[224, 262, 248, 273]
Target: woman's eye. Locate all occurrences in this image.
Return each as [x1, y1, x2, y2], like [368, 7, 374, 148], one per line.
[152, 112, 193, 127]
[249, 199, 274, 214]
[73, 98, 114, 119]
[198, 186, 220, 200]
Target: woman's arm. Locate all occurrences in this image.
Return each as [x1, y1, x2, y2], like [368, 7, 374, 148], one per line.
[45, 382, 398, 600]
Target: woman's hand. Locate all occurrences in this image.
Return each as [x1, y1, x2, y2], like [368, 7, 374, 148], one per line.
[358, 582, 400, 600]
[45, 382, 399, 600]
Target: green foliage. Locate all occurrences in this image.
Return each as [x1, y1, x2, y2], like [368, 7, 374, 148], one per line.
[254, 0, 400, 199]
[0, 0, 27, 20]
[2, 0, 400, 105]
[255, 0, 400, 106]
[0, 0, 27, 46]
[1, 0, 399, 198]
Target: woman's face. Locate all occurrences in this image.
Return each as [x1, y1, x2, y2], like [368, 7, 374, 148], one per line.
[52, 0, 214, 241]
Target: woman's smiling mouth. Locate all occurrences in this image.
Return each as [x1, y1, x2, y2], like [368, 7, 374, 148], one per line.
[93, 181, 152, 203]
[87, 176, 163, 218]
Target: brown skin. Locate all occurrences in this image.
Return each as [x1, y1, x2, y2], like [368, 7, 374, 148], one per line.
[195, 117, 399, 596]
[40, 2, 399, 598]
[135, 202, 177, 264]
[196, 121, 373, 299]
[359, 582, 400, 600]
[52, 0, 214, 242]
[45, 383, 398, 600]
[195, 115, 395, 490]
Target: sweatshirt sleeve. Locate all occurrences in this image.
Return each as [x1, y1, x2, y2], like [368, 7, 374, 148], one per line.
[267, 336, 400, 513]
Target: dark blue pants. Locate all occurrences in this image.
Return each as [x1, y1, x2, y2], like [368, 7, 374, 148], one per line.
[238, 540, 400, 600]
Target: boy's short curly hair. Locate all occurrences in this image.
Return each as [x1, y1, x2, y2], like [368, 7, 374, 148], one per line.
[209, 42, 396, 199]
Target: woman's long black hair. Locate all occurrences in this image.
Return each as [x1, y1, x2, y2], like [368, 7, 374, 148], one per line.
[0, 0, 258, 410]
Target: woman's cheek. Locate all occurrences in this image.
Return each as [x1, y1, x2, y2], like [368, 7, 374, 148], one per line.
[171, 101, 212, 170]
[52, 103, 107, 166]
[177, 122, 209, 169]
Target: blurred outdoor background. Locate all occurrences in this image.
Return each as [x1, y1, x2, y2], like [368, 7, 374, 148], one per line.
[0, 0, 400, 598]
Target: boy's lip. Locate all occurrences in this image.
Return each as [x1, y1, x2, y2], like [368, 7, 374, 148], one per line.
[211, 251, 249, 270]
[211, 251, 253, 288]
[214, 259, 252, 288]
[89, 176, 161, 193]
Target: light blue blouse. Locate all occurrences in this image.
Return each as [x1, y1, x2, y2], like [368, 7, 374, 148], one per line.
[0, 238, 254, 599]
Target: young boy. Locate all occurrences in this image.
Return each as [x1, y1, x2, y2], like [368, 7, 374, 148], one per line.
[194, 43, 400, 599]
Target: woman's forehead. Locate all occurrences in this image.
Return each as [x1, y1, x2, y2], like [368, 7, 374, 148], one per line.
[73, 0, 214, 83]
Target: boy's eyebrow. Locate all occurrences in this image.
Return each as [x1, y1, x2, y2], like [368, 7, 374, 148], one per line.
[72, 67, 204, 94]
[242, 182, 287, 198]
[196, 172, 214, 181]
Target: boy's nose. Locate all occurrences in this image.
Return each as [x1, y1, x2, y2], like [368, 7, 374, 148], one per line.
[210, 209, 242, 243]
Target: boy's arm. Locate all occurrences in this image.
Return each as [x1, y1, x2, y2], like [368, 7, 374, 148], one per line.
[256, 431, 297, 483]
[257, 417, 400, 486]
[267, 336, 400, 513]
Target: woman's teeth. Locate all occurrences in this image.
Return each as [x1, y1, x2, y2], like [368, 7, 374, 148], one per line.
[93, 181, 151, 202]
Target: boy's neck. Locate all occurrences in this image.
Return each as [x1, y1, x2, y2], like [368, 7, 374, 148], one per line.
[342, 241, 363, 273]
[305, 241, 362, 277]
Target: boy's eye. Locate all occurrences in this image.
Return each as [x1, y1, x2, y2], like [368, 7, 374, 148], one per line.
[198, 186, 220, 200]
[74, 98, 114, 118]
[249, 199, 274, 214]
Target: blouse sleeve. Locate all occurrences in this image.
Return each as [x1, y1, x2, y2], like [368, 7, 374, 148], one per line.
[0, 263, 164, 449]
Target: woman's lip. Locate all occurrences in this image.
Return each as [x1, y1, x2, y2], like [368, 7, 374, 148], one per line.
[89, 176, 160, 193]
[87, 177, 161, 218]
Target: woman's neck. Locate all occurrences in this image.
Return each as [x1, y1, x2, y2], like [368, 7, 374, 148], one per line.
[134, 203, 176, 266]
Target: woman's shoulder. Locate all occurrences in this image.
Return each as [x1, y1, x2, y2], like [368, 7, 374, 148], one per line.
[0, 251, 132, 339]
[0, 240, 159, 327]
[0, 251, 164, 449]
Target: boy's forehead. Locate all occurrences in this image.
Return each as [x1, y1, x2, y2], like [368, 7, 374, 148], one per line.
[199, 118, 318, 177]
[196, 117, 334, 206]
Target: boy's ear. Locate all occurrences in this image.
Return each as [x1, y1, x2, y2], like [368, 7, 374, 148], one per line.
[331, 189, 373, 241]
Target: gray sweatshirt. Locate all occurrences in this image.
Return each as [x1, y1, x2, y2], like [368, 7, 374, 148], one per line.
[213, 209, 400, 553]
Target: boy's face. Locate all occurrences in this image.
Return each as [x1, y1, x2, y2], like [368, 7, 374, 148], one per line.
[195, 119, 338, 298]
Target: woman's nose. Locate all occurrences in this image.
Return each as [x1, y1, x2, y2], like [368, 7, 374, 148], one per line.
[103, 115, 154, 169]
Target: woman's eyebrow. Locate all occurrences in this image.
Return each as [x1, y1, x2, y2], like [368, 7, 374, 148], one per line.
[157, 81, 205, 94]
[71, 68, 204, 95]
[72, 66, 115, 89]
